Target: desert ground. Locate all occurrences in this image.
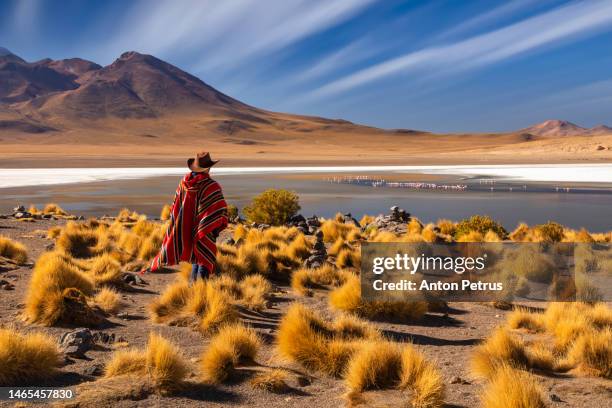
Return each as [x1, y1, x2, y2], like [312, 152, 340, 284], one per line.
[0, 210, 610, 408]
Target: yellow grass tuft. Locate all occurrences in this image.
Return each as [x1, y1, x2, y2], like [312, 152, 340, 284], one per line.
[105, 333, 188, 393]
[149, 280, 191, 323]
[566, 328, 612, 379]
[104, 349, 147, 377]
[249, 369, 290, 393]
[345, 341, 402, 392]
[336, 247, 360, 269]
[149, 277, 237, 332]
[94, 287, 123, 315]
[145, 332, 189, 391]
[0, 235, 28, 264]
[0, 328, 62, 386]
[436, 219, 455, 236]
[329, 275, 427, 320]
[238, 274, 272, 310]
[400, 345, 445, 408]
[88, 253, 123, 285]
[329, 238, 351, 256]
[507, 308, 544, 332]
[332, 314, 381, 341]
[471, 327, 529, 380]
[200, 284, 238, 333]
[291, 265, 350, 296]
[24, 252, 96, 326]
[43, 203, 68, 216]
[47, 225, 63, 240]
[480, 363, 547, 408]
[160, 204, 172, 221]
[276, 303, 377, 377]
[200, 323, 261, 384]
[320, 219, 360, 242]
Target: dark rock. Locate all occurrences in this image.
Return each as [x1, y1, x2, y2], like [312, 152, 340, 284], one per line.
[0, 279, 15, 290]
[122, 273, 147, 285]
[450, 376, 471, 385]
[13, 205, 25, 213]
[549, 394, 564, 403]
[59, 328, 94, 358]
[83, 363, 104, 377]
[288, 214, 306, 224]
[306, 215, 321, 228]
[42, 214, 53, 219]
[45, 243, 55, 251]
[92, 331, 116, 345]
[296, 376, 311, 387]
[13, 211, 32, 219]
[313, 240, 325, 253]
[596, 145, 606, 151]
[77, 216, 85, 220]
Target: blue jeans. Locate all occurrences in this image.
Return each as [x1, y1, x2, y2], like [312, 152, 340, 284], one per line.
[190, 264, 210, 282]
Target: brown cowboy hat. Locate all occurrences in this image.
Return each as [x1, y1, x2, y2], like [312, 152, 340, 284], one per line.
[187, 152, 219, 171]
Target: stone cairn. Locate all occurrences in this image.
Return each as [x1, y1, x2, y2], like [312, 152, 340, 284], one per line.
[364, 206, 412, 234]
[305, 230, 327, 268]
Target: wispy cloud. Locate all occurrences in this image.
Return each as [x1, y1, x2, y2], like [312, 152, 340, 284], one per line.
[11, 0, 40, 35]
[100, 0, 377, 70]
[431, 0, 541, 41]
[307, 0, 612, 100]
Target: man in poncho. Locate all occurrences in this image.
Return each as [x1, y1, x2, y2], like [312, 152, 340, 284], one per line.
[148, 152, 228, 281]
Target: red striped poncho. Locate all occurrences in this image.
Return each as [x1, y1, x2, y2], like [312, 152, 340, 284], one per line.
[149, 172, 228, 273]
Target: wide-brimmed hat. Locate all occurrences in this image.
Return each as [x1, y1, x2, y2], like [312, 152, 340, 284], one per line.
[187, 152, 219, 171]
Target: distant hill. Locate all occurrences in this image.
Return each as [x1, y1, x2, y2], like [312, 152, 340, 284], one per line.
[520, 119, 612, 138]
[0, 47, 610, 165]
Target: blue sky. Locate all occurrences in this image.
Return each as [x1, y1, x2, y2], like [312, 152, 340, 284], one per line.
[1, 0, 612, 132]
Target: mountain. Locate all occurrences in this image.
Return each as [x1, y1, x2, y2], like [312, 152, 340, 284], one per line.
[520, 120, 586, 137]
[0, 48, 610, 166]
[520, 120, 612, 138]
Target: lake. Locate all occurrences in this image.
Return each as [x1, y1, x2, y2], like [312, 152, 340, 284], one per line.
[1, 165, 611, 232]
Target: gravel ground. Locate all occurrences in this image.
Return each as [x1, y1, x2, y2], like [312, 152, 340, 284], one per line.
[0, 218, 610, 407]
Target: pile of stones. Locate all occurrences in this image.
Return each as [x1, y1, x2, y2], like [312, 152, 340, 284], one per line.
[363, 206, 412, 234]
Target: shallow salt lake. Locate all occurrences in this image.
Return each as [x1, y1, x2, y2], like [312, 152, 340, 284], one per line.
[1, 165, 612, 232]
[1, 163, 612, 188]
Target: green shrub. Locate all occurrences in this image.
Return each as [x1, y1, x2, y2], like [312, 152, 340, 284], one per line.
[534, 221, 564, 242]
[454, 215, 507, 240]
[243, 189, 300, 226]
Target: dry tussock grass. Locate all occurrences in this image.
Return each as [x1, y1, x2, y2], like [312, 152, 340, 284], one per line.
[400, 345, 445, 408]
[329, 275, 427, 321]
[160, 204, 172, 221]
[564, 327, 612, 379]
[345, 341, 402, 392]
[480, 363, 547, 408]
[0, 235, 28, 264]
[200, 323, 261, 384]
[276, 303, 379, 377]
[471, 327, 531, 380]
[320, 219, 360, 242]
[149, 278, 237, 333]
[0, 328, 62, 386]
[336, 247, 360, 269]
[507, 307, 545, 332]
[105, 332, 188, 393]
[94, 287, 124, 315]
[249, 369, 290, 393]
[291, 265, 351, 296]
[23, 252, 99, 326]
